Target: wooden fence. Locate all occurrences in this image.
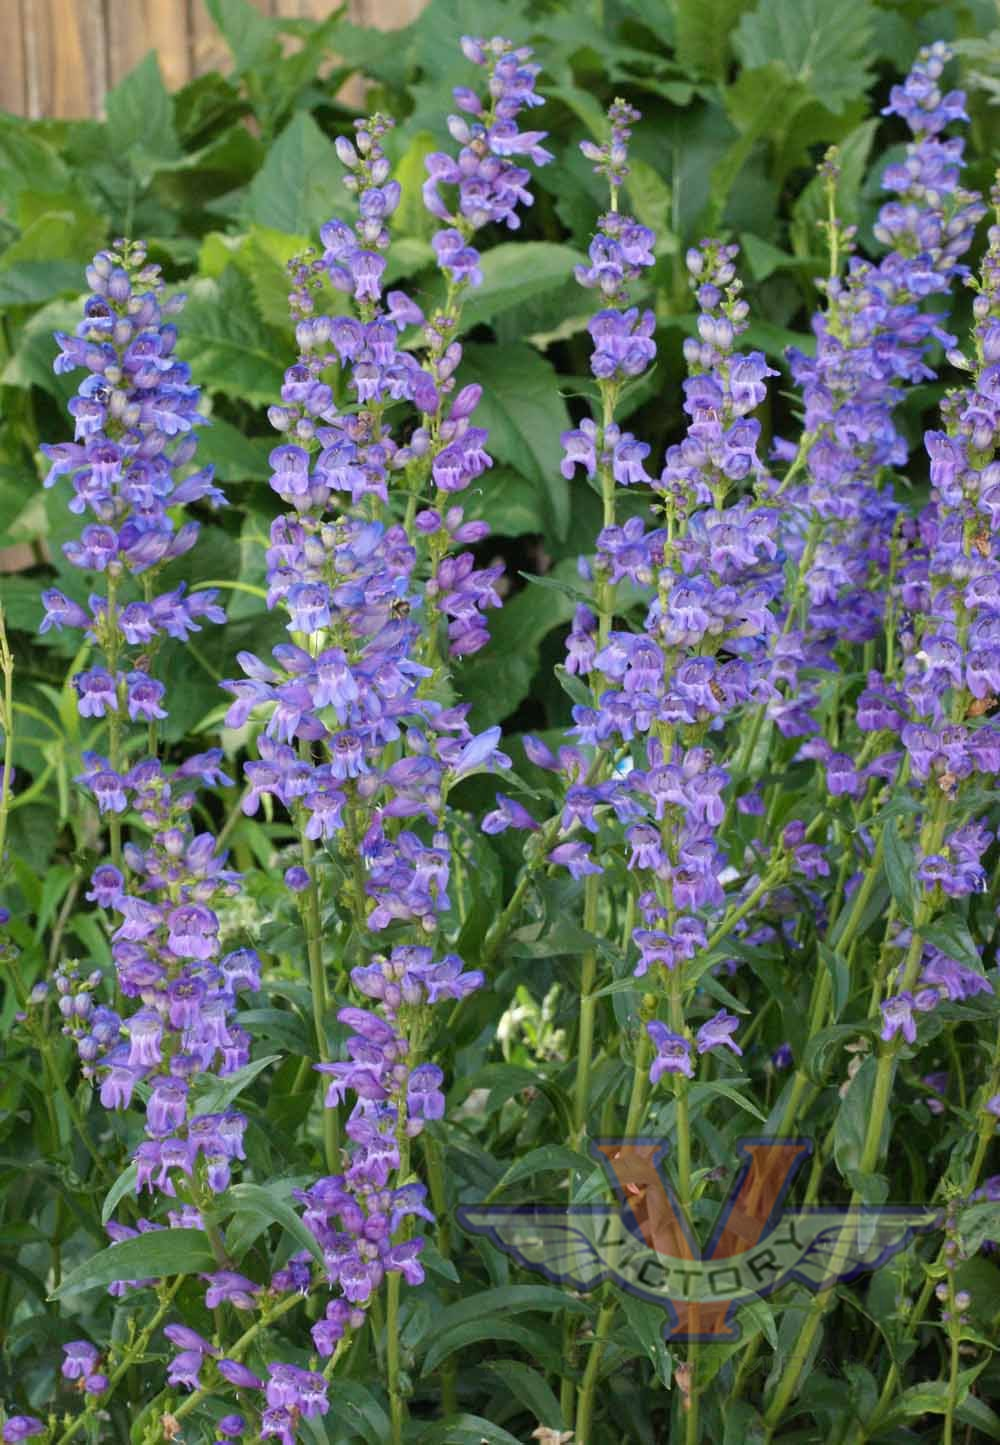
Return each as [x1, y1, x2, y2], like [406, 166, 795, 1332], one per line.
[1, 0, 427, 119]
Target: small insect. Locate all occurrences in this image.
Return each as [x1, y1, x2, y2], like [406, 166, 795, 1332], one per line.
[967, 694, 995, 718]
[388, 597, 411, 620]
[709, 678, 726, 703]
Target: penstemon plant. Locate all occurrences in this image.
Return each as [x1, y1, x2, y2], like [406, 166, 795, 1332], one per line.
[3, 30, 1000, 1445]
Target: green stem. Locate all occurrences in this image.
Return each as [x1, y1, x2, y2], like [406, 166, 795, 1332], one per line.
[424, 1131, 458, 1416]
[573, 873, 601, 1144]
[297, 823, 339, 1175]
[0, 609, 15, 877]
[575, 1294, 617, 1443]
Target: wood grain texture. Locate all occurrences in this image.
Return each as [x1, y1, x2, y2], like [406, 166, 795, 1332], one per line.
[21, 0, 106, 118]
[106, 0, 192, 95]
[0, 0, 29, 117]
[2, 0, 429, 118]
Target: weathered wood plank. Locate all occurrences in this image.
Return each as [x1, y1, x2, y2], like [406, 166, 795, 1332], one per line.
[0, 0, 29, 117]
[106, 0, 193, 95]
[22, 0, 106, 118]
[7, 0, 430, 119]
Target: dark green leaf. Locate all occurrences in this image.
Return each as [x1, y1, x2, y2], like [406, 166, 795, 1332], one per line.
[51, 1229, 215, 1299]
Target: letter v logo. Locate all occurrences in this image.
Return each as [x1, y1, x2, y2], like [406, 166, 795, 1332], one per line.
[593, 1136, 812, 1340]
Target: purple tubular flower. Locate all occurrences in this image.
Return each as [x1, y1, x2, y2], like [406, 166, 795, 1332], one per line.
[202, 1271, 261, 1311]
[647, 1022, 694, 1082]
[217, 1359, 264, 1390]
[61, 1340, 100, 1380]
[695, 1010, 743, 1056]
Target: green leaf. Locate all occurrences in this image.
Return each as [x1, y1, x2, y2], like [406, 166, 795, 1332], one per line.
[923, 916, 983, 972]
[690, 1079, 767, 1124]
[485, 1145, 595, 1201]
[462, 467, 546, 537]
[0, 259, 82, 305]
[223, 1181, 323, 1263]
[191, 1052, 281, 1114]
[417, 1417, 524, 1445]
[957, 1200, 1000, 1255]
[175, 270, 288, 404]
[392, 130, 439, 241]
[245, 111, 347, 238]
[421, 1319, 563, 1378]
[882, 817, 918, 925]
[51, 1228, 216, 1299]
[204, 0, 278, 73]
[674, 0, 756, 80]
[834, 1054, 882, 1179]
[325, 1381, 391, 1445]
[457, 242, 586, 336]
[819, 942, 851, 1020]
[197, 418, 272, 483]
[620, 1291, 673, 1387]
[105, 52, 181, 177]
[101, 1163, 138, 1225]
[734, 0, 874, 113]
[459, 342, 570, 541]
[483, 1361, 563, 1428]
[458, 562, 577, 727]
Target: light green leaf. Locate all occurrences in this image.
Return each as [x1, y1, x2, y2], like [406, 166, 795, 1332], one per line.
[105, 52, 181, 176]
[175, 270, 288, 404]
[459, 342, 571, 541]
[245, 111, 348, 238]
[674, 0, 756, 80]
[457, 243, 586, 337]
[734, 0, 875, 113]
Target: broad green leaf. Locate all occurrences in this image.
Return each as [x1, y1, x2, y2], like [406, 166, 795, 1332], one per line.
[620, 1291, 673, 1387]
[734, 0, 874, 113]
[0, 260, 82, 305]
[674, 0, 756, 80]
[392, 129, 439, 241]
[105, 52, 181, 176]
[818, 942, 851, 1020]
[430, 1284, 588, 1338]
[834, 1054, 883, 1179]
[245, 111, 348, 238]
[457, 243, 586, 337]
[957, 1200, 1000, 1255]
[462, 467, 546, 538]
[459, 343, 571, 541]
[196, 418, 272, 483]
[458, 563, 577, 728]
[175, 270, 288, 404]
[325, 1381, 391, 1445]
[51, 1228, 216, 1299]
